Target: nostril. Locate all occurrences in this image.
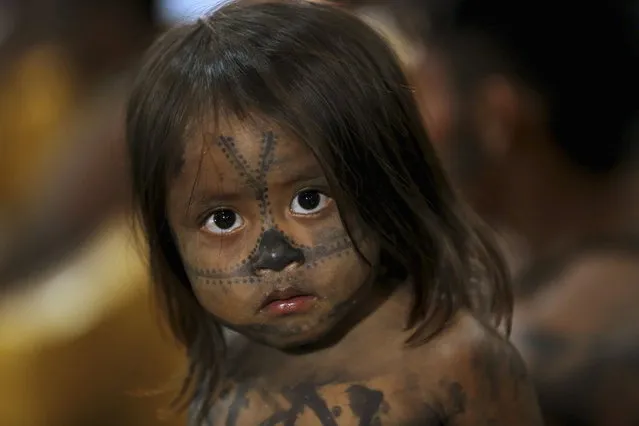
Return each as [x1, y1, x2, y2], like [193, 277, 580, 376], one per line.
[251, 229, 306, 273]
[253, 249, 303, 272]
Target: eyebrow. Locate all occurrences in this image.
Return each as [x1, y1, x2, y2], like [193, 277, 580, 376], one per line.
[186, 185, 254, 213]
[271, 166, 328, 189]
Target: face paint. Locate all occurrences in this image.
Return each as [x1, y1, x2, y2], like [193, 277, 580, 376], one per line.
[251, 228, 305, 272]
[168, 120, 378, 347]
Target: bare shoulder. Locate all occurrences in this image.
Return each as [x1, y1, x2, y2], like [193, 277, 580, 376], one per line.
[404, 310, 544, 425]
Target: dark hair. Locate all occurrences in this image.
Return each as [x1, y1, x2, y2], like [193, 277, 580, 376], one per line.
[389, 0, 639, 174]
[126, 0, 511, 420]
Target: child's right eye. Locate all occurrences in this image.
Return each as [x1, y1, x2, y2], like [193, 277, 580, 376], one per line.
[203, 208, 244, 235]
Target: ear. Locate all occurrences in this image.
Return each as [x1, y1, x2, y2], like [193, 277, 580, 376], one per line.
[472, 76, 523, 161]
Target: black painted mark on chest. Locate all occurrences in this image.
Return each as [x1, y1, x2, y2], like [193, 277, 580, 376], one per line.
[434, 379, 466, 424]
[331, 406, 342, 417]
[445, 381, 466, 417]
[225, 382, 251, 426]
[346, 384, 385, 426]
[259, 382, 339, 426]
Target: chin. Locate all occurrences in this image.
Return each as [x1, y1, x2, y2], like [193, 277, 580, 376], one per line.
[271, 324, 334, 350]
[232, 314, 337, 351]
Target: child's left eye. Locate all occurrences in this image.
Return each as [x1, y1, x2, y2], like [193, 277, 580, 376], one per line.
[290, 190, 331, 215]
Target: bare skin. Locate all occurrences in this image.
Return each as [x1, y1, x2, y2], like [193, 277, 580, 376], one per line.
[205, 305, 542, 425]
[168, 119, 543, 425]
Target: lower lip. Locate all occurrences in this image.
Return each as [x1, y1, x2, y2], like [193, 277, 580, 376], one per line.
[263, 296, 317, 316]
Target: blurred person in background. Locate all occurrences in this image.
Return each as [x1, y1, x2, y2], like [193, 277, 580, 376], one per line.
[0, 0, 156, 287]
[0, 1, 188, 425]
[343, 0, 639, 424]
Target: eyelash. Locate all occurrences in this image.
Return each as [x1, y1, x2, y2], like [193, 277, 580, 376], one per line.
[292, 184, 331, 198]
[197, 207, 227, 228]
[195, 186, 333, 223]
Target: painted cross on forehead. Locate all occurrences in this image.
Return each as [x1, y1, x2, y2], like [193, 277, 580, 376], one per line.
[219, 131, 304, 272]
[187, 131, 354, 285]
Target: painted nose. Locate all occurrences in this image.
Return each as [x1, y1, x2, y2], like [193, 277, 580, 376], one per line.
[251, 228, 305, 272]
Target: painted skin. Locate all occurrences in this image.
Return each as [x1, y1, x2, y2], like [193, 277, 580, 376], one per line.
[168, 120, 543, 425]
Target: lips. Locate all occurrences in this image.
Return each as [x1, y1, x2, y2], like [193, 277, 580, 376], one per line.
[259, 287, 318, 316]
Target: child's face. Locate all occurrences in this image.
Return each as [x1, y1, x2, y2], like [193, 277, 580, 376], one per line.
[167, 119, 377, 348]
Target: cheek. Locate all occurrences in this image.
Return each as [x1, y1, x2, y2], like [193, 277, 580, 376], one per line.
[302, 232, 379, 301]
[174, 208, 379, 324]
[311, 250, 368, 296]
[176, 222, 262, 274]
[190, 279, 265, 324]
[174, 227, 266, 323]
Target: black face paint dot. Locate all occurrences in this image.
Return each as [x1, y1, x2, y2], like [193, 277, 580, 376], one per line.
[297, 190, 321, 210]
[213, 209, 237, 230]
[331, 406, 342, 417]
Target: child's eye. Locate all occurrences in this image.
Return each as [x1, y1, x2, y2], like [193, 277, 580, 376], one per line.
[203, 208, 244, 235]
[290, 190, 331, 215]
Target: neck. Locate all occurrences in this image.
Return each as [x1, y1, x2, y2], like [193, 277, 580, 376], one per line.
[338, 280, 413, 347]
[282, 279, 413, 359]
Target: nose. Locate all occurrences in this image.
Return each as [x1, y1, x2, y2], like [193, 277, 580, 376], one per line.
[251, 228, 305, 273]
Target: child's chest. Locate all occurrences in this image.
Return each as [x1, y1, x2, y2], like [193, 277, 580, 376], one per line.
[201, 372, 444, 426]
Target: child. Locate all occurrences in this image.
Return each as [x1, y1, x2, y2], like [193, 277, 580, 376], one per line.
[126, 1, 543, 424]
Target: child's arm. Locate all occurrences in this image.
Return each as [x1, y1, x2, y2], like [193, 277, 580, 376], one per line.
[453, 339, 543, 425]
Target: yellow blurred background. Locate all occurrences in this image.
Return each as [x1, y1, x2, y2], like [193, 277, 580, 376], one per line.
[0, 1, 188, 425]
